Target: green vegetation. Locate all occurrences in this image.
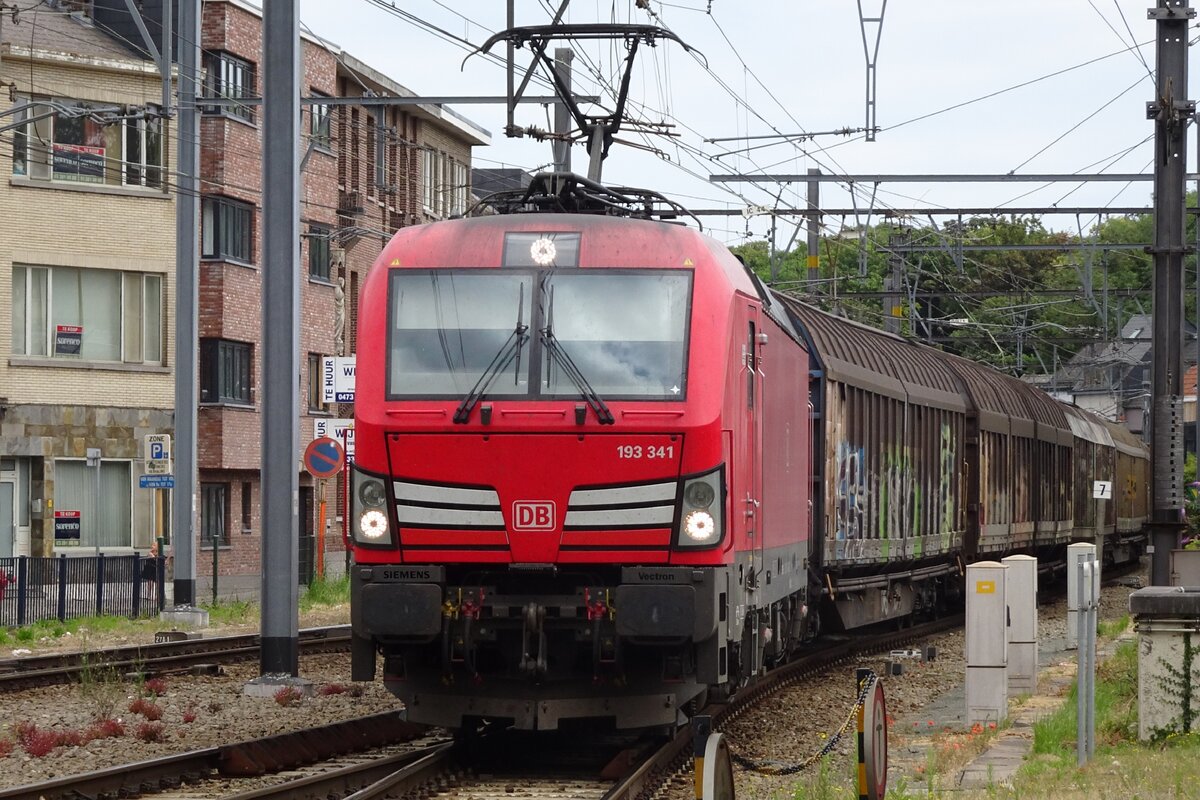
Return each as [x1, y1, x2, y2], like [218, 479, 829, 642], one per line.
[873, 640, 1200, 798]
[731, 203, 1195, 378]
[299, 575, 350, 612]
[198, 577, 348, 622]
[199, 598, 255, 625]
[1, 580, 350, 649]
[76, 651, 126, 721]
[787, 751, 860, 800]
[1096, 614, 1131, 640]
[3, 614, 154, 646]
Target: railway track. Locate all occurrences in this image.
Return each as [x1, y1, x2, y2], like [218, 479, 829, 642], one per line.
[604, 613, 965, 800]
[0, 614, 960, 799]
[0, 625, 351, 690]
[0, 710, 437, 800]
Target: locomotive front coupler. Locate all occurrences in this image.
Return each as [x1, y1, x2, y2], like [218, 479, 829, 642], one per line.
[519, 602, 548, 677]
[442, 588, 484, 680]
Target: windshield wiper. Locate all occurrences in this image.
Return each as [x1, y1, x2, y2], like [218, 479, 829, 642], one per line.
[453, 288, 528, 424]
[540, 284, 615, 425]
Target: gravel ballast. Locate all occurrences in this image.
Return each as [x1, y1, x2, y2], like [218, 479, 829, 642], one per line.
[0, 571, 1144, 795]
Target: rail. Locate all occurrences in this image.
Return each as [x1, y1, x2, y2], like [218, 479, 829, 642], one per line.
[0, 625, 351, 689]
[0, 710, 429, 800]
[602, 614, 965, 799]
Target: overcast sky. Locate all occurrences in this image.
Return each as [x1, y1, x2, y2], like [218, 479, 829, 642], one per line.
[297, 1, 1184, 244]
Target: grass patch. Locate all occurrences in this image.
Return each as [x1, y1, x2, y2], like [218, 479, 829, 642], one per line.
[201, 598, 255, 625]
[788, 751, 861, 799]
[1097, 615, 1131, 640]
[1029, 640, 1138, 761]
[1004, 638, 1200, 797]
[300, 576, 350, 612]
[3, 614, 155, 647]
[2, 582, 350, 653]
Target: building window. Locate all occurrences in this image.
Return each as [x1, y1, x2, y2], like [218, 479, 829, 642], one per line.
[310, 92, 332, 149]
[374, 122, 387, 189]
[11, 96, 164, 187]
[202, 196, 254, 263]
[307, 225, 331, 281]
[123, 115, 164, 187]
[11, 265, 163, 363]
[200, 339, 252, 404]
[451, 161, 468, 216]
[201, 483, 229, 547]
[422, 149, 435, 212]
[53, 460, 132, 549]
[308, 353, 327, 412]
[203, 52, 257, 122]
[241, 482, 252, 533]
[366, 114, 376, 196]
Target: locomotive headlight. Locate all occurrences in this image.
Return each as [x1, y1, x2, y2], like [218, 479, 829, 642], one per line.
[684, 481, 715, 509]
[358, 478, 387, 508]
[675, 466, 725, 549]
[684, 510, 716, 542]
[359, 509, 389, 539]
[351, 465, 394, 546]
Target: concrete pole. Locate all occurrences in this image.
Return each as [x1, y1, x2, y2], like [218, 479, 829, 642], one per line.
[171, 0, 200, 607]
[1148, 0, 1193, 585]
[552, 48, 573, 174]
[260, 0, 301, 676]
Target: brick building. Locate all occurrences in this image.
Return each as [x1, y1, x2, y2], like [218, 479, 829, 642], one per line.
[0, 0, 487, 595]
[194, 1, 486, 598]
[0, 3, 177, 558]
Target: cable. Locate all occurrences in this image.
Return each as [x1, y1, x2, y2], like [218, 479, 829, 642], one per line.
[1008, 74, 1145, 174]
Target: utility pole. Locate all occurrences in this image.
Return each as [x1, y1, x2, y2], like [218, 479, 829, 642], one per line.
[552, 48, 573, 173]
[161, 0, 171, 115]
[259, 1, 301, 676]
[1147, 0, 1193, 586]
[172, 0, 200, 609]
[806, 169, 820, 287]
[769, 213, 778, 282]
[884, 230, 905, 334]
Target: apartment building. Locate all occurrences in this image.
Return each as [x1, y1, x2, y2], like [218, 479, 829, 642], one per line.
[0, 4, 177, 559]
[0, 0, 487, 593]
[195, 1, 486, 597]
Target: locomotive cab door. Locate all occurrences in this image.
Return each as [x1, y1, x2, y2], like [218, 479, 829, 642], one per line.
[744, 309, 764, 586]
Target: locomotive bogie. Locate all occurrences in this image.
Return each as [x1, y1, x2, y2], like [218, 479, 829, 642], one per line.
[350, 563, 731, 729]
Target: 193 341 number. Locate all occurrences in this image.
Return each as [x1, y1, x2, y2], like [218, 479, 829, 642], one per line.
[617, 445, 674, 459]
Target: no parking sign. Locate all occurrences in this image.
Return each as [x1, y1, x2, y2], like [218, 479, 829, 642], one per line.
[304, 437, 345, 479]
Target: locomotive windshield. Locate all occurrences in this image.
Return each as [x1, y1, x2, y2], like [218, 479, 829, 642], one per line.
[387, 269, 690, 400]
[539, 271, 690, 398]
[388, 271, 534, 397]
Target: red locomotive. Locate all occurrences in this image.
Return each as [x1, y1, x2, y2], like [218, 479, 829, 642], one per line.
[348, 175, 1146, 731]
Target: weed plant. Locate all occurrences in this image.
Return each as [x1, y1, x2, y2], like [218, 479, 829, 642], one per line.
[76, 650, 125, 722]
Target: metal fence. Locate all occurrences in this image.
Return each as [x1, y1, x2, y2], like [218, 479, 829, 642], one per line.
[0, 555, 166, 628]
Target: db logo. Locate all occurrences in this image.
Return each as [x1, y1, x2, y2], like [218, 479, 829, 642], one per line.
[512, 501, 556, 531]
